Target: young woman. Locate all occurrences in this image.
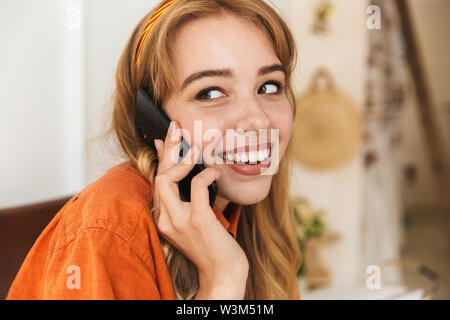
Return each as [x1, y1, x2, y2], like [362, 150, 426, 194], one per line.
[7, 0, 301, 300]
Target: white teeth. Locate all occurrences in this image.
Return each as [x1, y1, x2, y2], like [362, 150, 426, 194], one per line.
[257, 150, 265, 161]
[249, 151, 258, 163]
[223, 146, 271, 164]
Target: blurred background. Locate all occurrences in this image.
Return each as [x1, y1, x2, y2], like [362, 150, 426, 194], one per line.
[0, 0, 449, 299]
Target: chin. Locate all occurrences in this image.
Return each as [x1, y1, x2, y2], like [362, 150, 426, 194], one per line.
[219, 181, 272, 206]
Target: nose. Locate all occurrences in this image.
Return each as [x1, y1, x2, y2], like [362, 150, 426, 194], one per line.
[234, 95, 271, 133]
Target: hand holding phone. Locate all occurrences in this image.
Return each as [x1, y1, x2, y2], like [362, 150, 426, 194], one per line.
[134, 87, 218, 207]
[150, 121, 249, 298]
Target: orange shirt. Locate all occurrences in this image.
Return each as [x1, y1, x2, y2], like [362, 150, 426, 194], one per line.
[7, 161, 300, 300]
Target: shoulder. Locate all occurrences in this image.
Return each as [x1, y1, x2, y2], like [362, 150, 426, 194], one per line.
[55, 161, 155, 251]
[7, 162, 166, 299]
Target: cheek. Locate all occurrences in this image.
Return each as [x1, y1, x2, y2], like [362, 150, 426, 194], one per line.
[188, 116, 227, 153]
[269, 104, 294, 143]
[175, 111, 218, 143]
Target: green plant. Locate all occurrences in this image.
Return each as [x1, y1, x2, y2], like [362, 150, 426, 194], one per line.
[292, 197, 327, 276]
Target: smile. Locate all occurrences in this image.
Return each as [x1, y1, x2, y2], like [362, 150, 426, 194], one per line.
[217, 144, 271, 164]
[215, 144, 273, 176]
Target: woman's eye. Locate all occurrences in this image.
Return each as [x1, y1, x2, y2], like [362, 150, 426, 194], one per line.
[195, 87, 225, 101]
[259, 81, 283, 95]
[194, 81, 283, 102]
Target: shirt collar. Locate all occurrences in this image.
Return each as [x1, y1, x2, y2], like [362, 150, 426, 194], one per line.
[212, 202, 242, 239]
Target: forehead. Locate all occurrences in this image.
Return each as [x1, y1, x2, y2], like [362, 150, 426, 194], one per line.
[171, 14, 279, 83]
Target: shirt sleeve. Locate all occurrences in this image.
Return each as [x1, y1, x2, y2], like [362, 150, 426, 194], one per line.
[41, 227, 161, 300]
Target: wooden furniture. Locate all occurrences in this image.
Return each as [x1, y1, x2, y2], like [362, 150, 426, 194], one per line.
[0, 196, 73, 299]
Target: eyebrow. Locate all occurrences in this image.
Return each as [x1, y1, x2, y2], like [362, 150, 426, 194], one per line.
[181, 63, 286, 91]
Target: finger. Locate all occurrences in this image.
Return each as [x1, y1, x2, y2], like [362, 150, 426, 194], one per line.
[154, 173, 185, 212]
[162, 144, 200, 182]
[152, 201, 171, 234]
[159, 121, 182, 172]
[153, 145, 199, 226]
[154, 144, 200, 203]
[190, 167, 222, 212]
[152, 200, 186, 249]
[158, 178, 189, 228]
[153, 170, 187, 233]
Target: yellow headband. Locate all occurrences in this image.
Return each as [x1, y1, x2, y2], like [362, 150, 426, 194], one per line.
[135, 0, 177, 72]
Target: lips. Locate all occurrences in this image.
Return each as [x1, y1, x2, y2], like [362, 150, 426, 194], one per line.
[224, 147, 272, 176]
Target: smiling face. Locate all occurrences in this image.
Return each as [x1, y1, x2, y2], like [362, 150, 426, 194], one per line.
[163, 13, 293, 208]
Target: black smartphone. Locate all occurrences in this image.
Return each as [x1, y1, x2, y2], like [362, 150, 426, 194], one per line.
[134, 87, 218, 208]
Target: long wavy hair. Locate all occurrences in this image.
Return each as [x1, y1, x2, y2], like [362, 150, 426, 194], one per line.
[110, 0, 301, 299]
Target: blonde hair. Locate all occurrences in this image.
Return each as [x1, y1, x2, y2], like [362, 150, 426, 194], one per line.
[111, 0, 301, 299]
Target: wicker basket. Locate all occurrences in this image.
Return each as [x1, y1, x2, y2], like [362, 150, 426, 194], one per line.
[293, 68, 363, 170]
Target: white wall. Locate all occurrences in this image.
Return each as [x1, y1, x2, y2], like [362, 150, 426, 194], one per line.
[83, 0, 161, 183]
[0, 0, 85, 207]
[0, 0, 158, 208]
